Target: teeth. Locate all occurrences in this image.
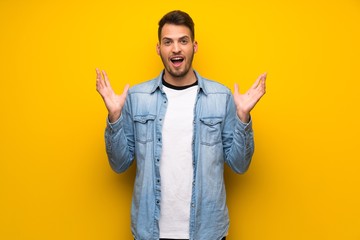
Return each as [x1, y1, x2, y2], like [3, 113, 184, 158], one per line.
[171, 57, 183, 60]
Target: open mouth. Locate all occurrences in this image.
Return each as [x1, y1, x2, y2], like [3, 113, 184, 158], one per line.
[170, 57, 184, 66]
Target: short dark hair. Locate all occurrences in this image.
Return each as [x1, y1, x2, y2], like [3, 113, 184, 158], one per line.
[158, 10, 195, 42]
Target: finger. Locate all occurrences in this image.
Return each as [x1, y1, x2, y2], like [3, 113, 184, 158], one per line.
[251, 72, 267, 90]
[96, 68, 101, 81]
[260, 72, 267, 82]
[120, 84, 130, 101]
[256, 74, 267, 97]
[251, 75, 262, 90]
[260, 72, 267, 84]
[122, 84, 130, 96]
[234, 83, 239, 95]
[102, 70, 113, 88]
[96, 68, 105, 89]
[259, 73, 267, 91]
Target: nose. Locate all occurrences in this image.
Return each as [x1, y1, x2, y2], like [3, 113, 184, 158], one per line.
[172, 42, 181, 53]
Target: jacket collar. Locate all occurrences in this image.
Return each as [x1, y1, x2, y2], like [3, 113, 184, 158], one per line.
[150, 70, 208, 95]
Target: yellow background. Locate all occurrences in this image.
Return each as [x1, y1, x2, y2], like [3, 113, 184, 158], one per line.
[1, 0, 359, 239]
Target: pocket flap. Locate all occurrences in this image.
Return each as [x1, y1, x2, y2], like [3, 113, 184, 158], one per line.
[133, 114, 156, 124]
[200, 117, 223, 126]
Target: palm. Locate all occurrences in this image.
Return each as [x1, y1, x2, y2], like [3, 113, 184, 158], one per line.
[96, 69, 129, 122]
[233, 73, 267, 122]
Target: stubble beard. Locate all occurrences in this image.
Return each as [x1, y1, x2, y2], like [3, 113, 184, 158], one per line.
[160, 50, 195, 79]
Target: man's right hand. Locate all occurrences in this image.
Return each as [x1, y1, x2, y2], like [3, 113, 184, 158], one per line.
[96, 68, 129, 123]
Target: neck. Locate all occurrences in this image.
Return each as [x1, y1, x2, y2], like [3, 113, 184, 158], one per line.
[163, 69, 197, 87]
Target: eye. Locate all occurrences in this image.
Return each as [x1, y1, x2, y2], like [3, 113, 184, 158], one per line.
[180, 39, 189, 45]
[163, 40, 172, 46]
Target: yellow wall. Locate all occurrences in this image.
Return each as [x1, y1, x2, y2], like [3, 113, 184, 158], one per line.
[1, 0, 359, 239]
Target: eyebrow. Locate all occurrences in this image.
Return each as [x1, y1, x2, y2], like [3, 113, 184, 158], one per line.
[179, 36, 190, 40]
[161, 35, 190, 41]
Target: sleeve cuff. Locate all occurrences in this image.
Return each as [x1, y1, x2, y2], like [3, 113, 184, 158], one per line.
[106, 114, 124, 132]
[235, 115, 253, 133]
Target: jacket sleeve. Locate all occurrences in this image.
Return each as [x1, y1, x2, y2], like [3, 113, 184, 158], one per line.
[104, 96, 135, 173]
[223, 94, 255, 174]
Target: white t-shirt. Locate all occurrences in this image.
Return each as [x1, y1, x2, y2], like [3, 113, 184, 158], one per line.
[159, 84, 198, 239]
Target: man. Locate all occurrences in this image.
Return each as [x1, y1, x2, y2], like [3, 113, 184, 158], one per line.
[96, 10, 266, 240]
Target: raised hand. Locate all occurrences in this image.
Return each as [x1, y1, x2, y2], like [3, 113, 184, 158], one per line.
[233, 73, 267, 123]
[96, 68, 130, 123]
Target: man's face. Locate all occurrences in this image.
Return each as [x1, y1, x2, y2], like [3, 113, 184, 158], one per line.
[157, 23, 198, 79]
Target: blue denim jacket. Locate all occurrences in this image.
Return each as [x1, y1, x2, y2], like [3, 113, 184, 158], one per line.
[105, 70, 254, 240]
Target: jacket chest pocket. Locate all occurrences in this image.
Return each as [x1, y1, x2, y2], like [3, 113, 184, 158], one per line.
[133, 115, 156, 144]
[200, 117, 223, 146]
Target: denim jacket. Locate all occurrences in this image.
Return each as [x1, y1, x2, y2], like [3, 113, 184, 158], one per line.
[105, 70, 254, 240]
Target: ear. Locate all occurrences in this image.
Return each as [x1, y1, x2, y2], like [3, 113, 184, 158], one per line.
[156, 43, 160, 55]
[193, 41, 198, 53]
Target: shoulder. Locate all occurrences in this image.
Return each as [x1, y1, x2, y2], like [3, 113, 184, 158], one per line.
[128, 78, 159, 94]
[195, 70, 231, 95]
[200, 77, 232, 95]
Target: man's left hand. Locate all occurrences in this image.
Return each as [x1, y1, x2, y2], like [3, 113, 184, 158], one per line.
[233, 73, 267, 123]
